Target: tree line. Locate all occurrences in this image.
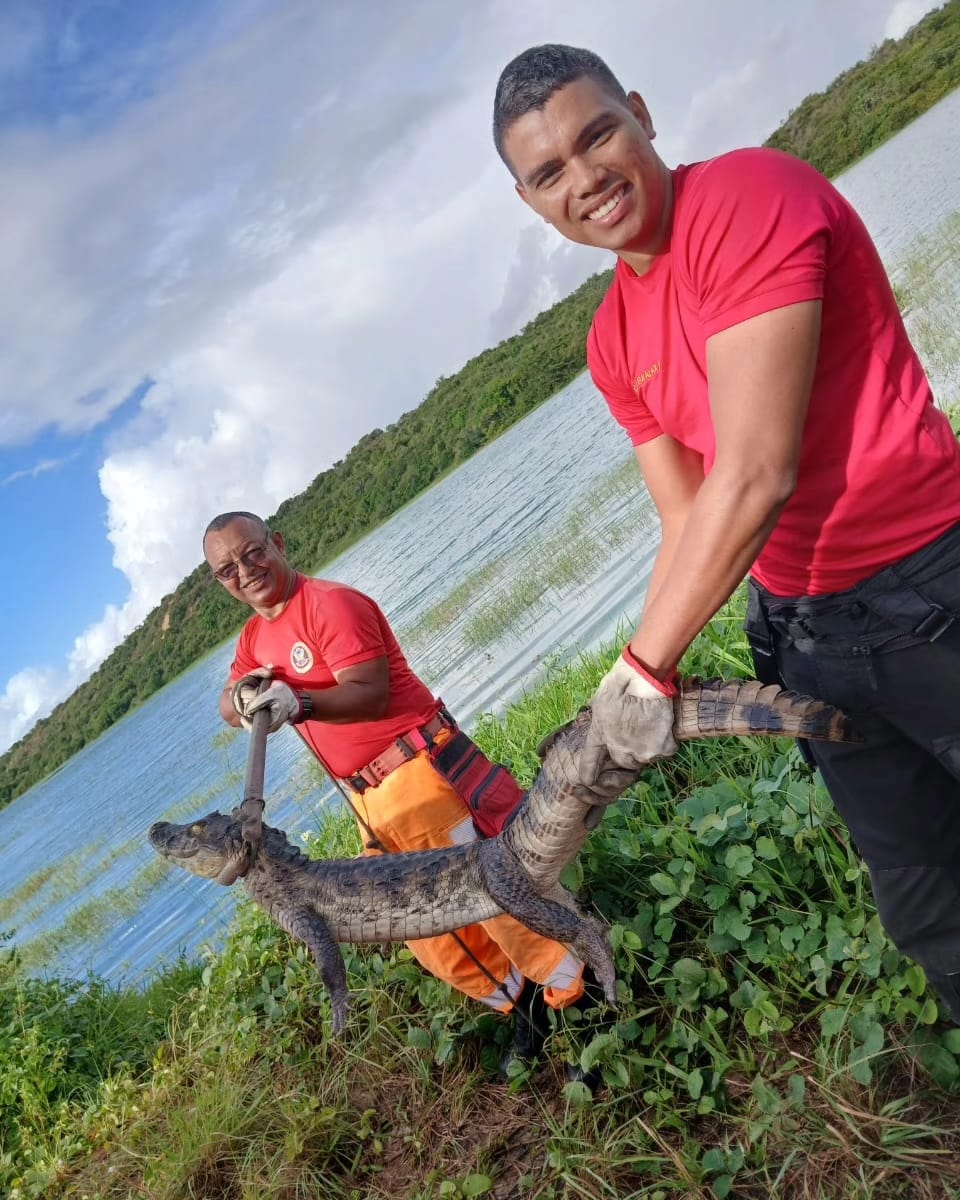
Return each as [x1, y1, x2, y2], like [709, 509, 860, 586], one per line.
[2, 0, 958, 808]
[764, 0, 960, 178]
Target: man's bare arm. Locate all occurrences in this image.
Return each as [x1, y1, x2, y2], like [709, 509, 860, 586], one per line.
[628, 300, 822, 678]
[635, 436, 705, 616]
[313, 657, 391, 723]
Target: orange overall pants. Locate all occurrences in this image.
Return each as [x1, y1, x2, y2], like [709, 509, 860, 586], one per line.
[349, 731, 584, 1013]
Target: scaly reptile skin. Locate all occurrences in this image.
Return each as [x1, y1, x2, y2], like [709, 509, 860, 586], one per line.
[149, 678, 856, 1032]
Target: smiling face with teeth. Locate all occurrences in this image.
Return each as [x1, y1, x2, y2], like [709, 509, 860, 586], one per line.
[502, 75, 673, 276]
[203, 515, 295, 619]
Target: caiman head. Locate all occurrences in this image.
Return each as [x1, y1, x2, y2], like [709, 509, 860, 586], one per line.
[148, 811, 247, 886]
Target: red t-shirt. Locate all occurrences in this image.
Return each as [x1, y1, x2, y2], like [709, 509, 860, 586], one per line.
[228, 576, 438, 778]
[587, 147, 960, 596]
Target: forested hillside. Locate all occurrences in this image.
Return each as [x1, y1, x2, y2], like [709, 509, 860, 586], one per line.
[2, 0, 958, 807]
[765, 0, 959, 173]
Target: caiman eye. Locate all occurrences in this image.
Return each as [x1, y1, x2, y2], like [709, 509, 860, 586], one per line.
[190, 823, 206, 836]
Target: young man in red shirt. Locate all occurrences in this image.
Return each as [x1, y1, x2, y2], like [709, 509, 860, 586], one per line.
[203, 510, 606, 1072]
[493, 45, 960, 1019]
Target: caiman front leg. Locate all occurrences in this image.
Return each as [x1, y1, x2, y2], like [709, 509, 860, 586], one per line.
[476, 840, 617, 1005]
[267, 903, 351, 1033]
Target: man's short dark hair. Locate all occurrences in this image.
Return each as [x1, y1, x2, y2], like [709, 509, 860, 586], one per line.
[203, 511, 269, 545]
[493, 44, 628, 169]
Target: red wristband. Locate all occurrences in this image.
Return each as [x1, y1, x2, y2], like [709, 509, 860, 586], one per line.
[621, 646, 679, 697]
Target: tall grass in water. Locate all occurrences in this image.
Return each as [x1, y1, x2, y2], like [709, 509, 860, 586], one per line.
[0, 770, 247, 975]
[403, 455, 657, 653]
[2, 831, 170, 934]
[892, 208, 960, 405]
[0, 847, 100, 927]
[7, 597, 960, 1198]
[464, 460, 658, 649]
[13, 858, 172, 973]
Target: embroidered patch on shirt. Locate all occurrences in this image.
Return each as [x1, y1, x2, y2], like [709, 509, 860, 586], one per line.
[632, 362, 661, 395]
[290, 642, 314, 674]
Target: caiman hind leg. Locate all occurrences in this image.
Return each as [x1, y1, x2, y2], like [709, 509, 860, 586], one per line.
[477, 841, 617, 1005]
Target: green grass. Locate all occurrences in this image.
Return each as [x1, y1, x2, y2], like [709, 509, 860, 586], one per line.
[405, 560, 504, 642]
[6, 602, 960, 1199]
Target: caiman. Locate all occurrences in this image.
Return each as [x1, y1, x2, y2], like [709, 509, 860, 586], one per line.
[149, 678, 855, 1032]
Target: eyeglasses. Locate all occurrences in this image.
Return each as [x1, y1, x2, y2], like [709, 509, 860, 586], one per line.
[211, 542, 273, 583]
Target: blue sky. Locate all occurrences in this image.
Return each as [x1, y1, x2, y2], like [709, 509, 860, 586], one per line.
[2, 418, 120, 674]
[0, 0, 942, 752]
[0, 0, 225, 129]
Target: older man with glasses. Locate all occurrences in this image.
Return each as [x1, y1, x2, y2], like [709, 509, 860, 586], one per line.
[202, 510, 611, 1078]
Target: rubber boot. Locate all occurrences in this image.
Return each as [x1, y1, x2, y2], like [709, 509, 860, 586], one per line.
[499, 978, 550, 1077]
[563, 967, 609, 1091]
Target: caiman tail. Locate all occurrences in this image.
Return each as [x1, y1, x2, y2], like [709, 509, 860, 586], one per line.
[674, 677, 856, 742]
[502, 677, 858, 891]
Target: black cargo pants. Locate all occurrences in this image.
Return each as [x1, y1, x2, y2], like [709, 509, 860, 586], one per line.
[745, 523, 960, 1019]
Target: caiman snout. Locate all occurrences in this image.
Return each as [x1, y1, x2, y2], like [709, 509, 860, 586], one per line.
[148, 820, 172, 849]
[147, 813, 246, 881]
[148, 820, 203, 858]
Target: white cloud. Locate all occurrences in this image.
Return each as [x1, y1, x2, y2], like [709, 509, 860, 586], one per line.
[0, 605, 139, 753]
[488, 223, 607, 344]
[885, 0, 940, 39]
[68, 602, 133, 677]
[673, 58, 764, 162]
[0, 665, 61, 751]
[1, 452, 78, 487]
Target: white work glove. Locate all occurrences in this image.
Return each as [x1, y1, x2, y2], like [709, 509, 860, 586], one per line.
[245, 680, 305, 732]
[580, 649, 679, 787]
[538, 716, 641, 803]
[230, 666, 274, 730]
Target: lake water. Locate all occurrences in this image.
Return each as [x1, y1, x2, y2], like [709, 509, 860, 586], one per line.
[2, 88, 959, 986]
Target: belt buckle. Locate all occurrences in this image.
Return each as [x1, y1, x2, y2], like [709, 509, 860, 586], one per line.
[784, 614, 815, 640]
